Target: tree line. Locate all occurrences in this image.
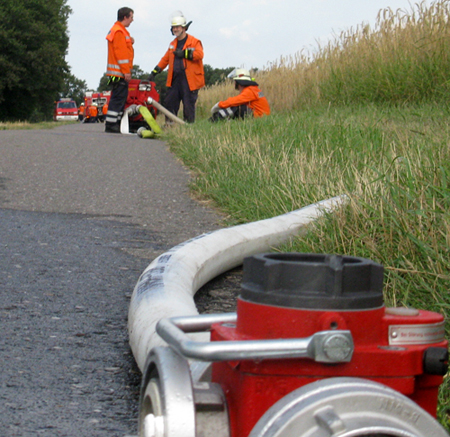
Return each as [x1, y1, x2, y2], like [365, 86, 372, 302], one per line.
[0, 0, 74, 121]
[0, 0, 235, 122]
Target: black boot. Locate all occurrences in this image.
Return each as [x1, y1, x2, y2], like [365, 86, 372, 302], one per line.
[105, 122, 120, 133]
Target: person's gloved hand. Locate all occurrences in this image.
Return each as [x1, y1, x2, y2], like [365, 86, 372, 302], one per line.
[185, 48, 194, 60]
[148, 66, 162, 82]
[174, 48, 195, 60]
[211, 102, 221, 114]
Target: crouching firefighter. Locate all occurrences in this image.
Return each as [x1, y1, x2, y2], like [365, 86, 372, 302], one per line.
[105, 7, 134, 134]
[210, 68, 270, 122]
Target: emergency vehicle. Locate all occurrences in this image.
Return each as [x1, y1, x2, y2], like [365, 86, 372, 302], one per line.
[82, 81, 160, 124]
[83, 91, 111, 122]
[84, 91, 111, 109]
[53, 98, 78, 121]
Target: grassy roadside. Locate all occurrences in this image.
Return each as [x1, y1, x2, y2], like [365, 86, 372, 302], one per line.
[0, 121, 76, 130]
[168, 103, 450, 311]
[167, 103, 450, 428]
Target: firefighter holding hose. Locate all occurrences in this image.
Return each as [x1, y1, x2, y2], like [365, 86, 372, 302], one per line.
[104, 7, 134, 134]
[148, 11, 205, 124]
[210, 68, 271, 121]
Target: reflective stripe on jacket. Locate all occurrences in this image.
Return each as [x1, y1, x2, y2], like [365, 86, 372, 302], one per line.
[106, 22, 134, 78]
[219, 86, 271, 118]
[157, 34, 205, 91]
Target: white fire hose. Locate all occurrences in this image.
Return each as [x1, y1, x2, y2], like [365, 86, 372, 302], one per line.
[120, 104, 163, 136]
[128, 195, 348, 372]
[130, 194, 450, 437]
[119, 100, 185, 138]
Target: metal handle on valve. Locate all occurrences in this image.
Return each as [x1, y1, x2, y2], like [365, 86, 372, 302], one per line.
[156, 313, 354, 363]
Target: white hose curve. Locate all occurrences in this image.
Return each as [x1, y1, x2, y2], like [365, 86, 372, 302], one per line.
[128, 195, 348, 372]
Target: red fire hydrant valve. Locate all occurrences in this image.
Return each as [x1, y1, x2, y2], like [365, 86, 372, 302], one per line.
[142, 253, 449, 437]
[210, 253, 448, 437]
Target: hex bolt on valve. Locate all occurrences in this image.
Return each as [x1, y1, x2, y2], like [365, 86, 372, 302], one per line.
[321, 332, 353, 362]
[138, 253, 449, 437]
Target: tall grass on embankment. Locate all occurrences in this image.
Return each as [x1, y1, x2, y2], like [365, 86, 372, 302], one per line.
[197, 0, 450, 115]
[169, 106, 450, 319]
[170, 102, 450, 429]
[167, 0, 450, 429]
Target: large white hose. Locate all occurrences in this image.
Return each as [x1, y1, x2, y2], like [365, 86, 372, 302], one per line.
[128, 195, 348, 372]
[120, 104, 162, 136]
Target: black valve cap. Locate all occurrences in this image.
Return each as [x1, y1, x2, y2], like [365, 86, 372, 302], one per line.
[423, 347, 449, 375]
[241, 253, 384, 310]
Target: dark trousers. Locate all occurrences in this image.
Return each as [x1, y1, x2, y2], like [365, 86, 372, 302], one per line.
[210, 105, 252, 122]
[106, 79, 128, 126]
[164, 73, 198, 123]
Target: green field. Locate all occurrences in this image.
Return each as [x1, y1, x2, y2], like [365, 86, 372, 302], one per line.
[166, 1, 450, 429]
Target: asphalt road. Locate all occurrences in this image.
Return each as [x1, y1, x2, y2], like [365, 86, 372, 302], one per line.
[0, 123, 230, 436]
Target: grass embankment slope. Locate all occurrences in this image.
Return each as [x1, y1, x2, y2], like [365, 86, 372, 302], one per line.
[166, 0, 450, 428]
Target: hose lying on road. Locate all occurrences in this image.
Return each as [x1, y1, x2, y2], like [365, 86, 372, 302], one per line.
[128, 195, 348, 372]
[120, 104, 162, 137]
[139, 105, 162, 136]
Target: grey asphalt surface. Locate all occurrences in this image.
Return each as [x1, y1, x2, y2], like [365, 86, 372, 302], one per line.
[0, 123, 238, 436]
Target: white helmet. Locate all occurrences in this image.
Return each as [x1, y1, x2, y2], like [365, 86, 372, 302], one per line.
[171, 11, 187, 27]
[228, 68, 252, 82]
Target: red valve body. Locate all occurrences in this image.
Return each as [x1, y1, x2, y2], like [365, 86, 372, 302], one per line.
[210, 298, 447, 437]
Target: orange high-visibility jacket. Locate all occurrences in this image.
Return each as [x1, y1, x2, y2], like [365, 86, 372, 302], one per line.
[219, 86, 271, 118]
[157, 34, 205, 91]
[106, 21, 134, 78]
[89, 106, 98, 117]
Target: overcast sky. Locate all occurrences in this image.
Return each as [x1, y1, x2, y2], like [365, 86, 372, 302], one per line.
[66, 0, 420, 90]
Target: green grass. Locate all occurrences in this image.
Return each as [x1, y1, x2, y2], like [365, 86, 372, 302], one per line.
[168, 103, 450, 318]
[0, 120, 76, 130]
[167, 102, 450, 429]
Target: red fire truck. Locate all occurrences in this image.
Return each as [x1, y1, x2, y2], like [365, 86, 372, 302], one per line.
[83, 91, 111, 122]
[53, 98, 78, 121]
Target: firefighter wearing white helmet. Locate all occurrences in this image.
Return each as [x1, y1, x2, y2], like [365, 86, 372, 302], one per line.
[171, 13, 188, 29]
[210, 68, 271, 122]
[148, 11, 205, 123]
[78, 102, 85, 121]
[229, 68, 253, 83]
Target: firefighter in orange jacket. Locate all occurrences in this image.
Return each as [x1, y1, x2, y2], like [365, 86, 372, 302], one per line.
[78, 103, 85, 121]
[89, 103, 99, 123]
[148, 11, 204, 123]
[210, 69, 270, 122]
[104, 7, 134, 133]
